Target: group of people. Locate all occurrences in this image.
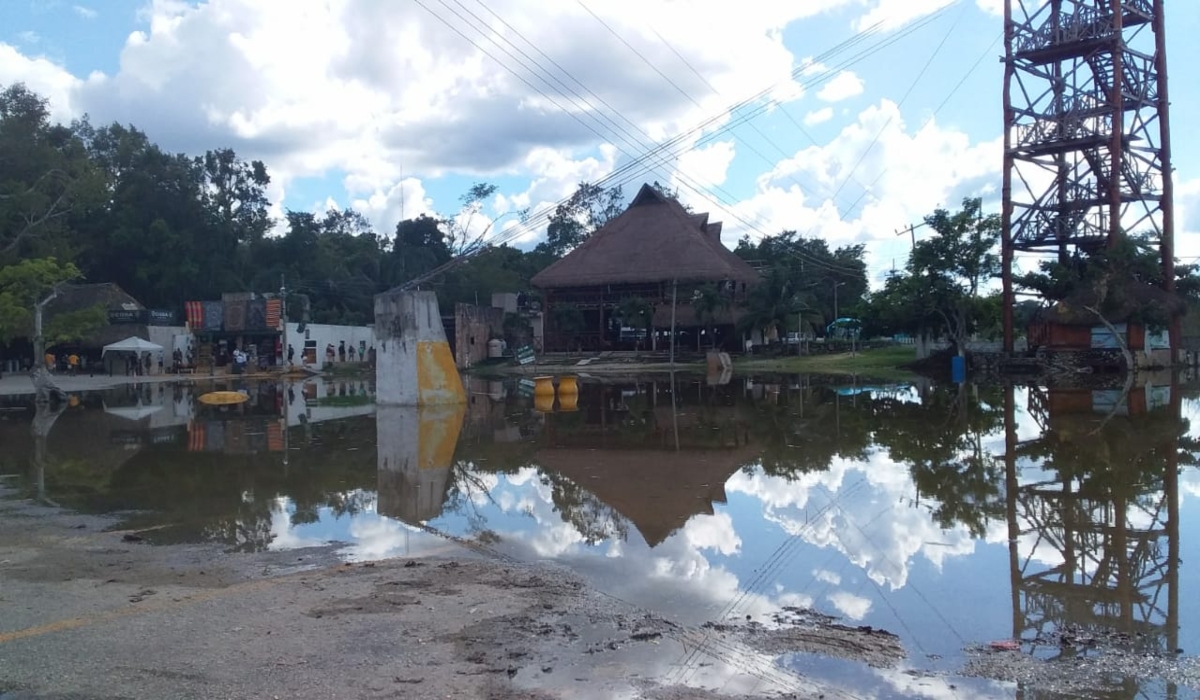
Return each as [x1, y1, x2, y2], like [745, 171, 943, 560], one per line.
[43, 352, 84, 375]
[323, 340, 361, 364]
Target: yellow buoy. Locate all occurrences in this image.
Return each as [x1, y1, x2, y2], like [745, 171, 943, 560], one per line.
[198, 391, 249, 406]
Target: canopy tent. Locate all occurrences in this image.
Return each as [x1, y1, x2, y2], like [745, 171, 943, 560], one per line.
[102, 336, 163, 356]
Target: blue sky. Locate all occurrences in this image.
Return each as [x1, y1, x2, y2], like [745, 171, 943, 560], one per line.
[3, 0, 1198, 284]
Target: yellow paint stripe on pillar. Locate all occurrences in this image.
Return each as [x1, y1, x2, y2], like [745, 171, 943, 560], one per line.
[416, 340, 465, 405]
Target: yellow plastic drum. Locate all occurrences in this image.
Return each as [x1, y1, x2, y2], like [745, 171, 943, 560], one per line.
[533, 392, 556, 413]
[557, 376, 578, 395]
[557, 391, 578, 412]
[533, 376, 555, 397]
[198, 391, 250, 406]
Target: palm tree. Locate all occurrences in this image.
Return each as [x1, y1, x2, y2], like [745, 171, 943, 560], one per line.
[692, 283, 731, 350]
[738, 266, 822, 350]
[615, 296, 654, 352]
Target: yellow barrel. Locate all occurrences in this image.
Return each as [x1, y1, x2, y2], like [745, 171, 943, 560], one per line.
[557, 391, 578, 412]
[557, 375, 578, 395]
[533, 393, 556, 413]
[198, 391, 249, 406]
[533, 376, 555, 397]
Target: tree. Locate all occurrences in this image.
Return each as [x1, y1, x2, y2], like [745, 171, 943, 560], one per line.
[692, 284, 730, 350]
[0, 257, 88, 400]
[536, 181, 624, 258]
[735, 231, 868, 328]
[0, 83, 102, 260]
[615, 296, 654, 351]
[444, 182, 498, 257]
[737, 266, 816, 344]
[871, 198, 1000, 357]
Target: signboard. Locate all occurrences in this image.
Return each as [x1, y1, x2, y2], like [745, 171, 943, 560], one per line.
[147, 309, 178, 326]
[107, 309, 179, 325]
[514, 345, 536, 365]
[108, 309, 143, 324]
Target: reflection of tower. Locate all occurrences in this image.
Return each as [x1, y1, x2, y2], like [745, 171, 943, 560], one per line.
[1004, 383, 1180, 665]
[376, 404, 465, 524]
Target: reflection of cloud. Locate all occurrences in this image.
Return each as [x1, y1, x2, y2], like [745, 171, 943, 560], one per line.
[814, 568, 841, 585]
[727, 453, 977, 590]
[266, 497, 329, 551]
[828, 590, 872, 620]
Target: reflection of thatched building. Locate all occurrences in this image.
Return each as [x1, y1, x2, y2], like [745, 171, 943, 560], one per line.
[531, 184, 760, 352]
[534, 445, 754, 547]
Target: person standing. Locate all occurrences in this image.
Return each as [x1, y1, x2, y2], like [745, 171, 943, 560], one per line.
[287, 344, 295, 366]
[338, 341, 346, 363]
[348, 344, 356, 362]
[67, 353, 79, 376]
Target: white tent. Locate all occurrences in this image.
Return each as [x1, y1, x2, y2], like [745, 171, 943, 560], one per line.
[102, 336, 163, 355]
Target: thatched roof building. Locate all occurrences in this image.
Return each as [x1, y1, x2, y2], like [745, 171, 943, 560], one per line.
[531, 184, 761, 351]
[45, 283, 149, 349]
[1034, 277, 1186, 327]
[531, 184, 759, 289]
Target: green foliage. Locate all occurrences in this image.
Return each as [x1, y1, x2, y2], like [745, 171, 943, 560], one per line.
[866, 198, 1001, 350]
[44, 303, 106, 345]
[0, 257, 83, 343]
[736, 266, 823, 339]
[535, 181, 623, 257]
[734, 230, 868, 330]
[692, 283, 730, 349]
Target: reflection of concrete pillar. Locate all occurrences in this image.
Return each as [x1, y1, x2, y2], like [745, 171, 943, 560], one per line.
[374, 290, 465, 406]
[376, 404, 464, 524]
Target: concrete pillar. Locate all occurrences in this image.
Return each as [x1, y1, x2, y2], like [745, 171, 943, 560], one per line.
[374, 290, 465, 406]
[376, 403, 465, 525]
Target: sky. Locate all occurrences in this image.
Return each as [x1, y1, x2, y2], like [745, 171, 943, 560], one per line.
[2, 0, 1199, 286]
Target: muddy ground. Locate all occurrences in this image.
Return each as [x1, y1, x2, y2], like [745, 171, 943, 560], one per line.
[2, 483, 1199, 699]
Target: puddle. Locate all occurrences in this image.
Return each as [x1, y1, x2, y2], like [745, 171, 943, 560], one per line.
[1, 373, 1197, 697]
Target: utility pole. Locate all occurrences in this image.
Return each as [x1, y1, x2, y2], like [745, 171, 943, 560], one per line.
[833, 281, 845, 320]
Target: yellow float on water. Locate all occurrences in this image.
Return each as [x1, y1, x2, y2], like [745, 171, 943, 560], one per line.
[198, 391, 249, 406]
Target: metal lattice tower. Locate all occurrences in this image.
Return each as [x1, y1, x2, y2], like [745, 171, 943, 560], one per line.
[1000, 0, 1177, 352]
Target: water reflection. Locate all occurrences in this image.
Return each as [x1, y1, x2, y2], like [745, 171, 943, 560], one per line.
[1, 373, 1195, 697]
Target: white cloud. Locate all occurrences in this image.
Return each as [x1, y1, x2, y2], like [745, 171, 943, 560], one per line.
[854, 0, 956, 31]
[731, 99, 1000, 251]
[73, 5, 98, 19]
[18, 31, 40, 45]
[672, 140, 737, 194]
[816, 70, 864, 103]
[975, 0, 1004, 16]
[804, 107, 834, 126]
[813, 568, 842, 585]
[0, 44, 81, 123]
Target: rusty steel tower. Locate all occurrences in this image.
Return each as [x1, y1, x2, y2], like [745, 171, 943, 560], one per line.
[1001, 0, 1177, 352]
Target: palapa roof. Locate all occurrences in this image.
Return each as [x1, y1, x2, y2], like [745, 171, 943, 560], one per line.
[1035, 277, 1186, 326]
[531, 184, 760, 289]
[45, 283, 149, 348]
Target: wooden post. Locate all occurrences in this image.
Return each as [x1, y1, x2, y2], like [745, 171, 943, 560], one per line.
[669, 279, 678, 366]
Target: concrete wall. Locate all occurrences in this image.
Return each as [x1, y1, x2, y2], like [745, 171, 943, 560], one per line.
[374, 290, 465, 406]
[283, 323, 376, 367]
[454, 303, 505, 369]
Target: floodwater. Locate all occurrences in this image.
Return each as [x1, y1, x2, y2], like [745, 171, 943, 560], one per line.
[2, 373, 1198, 698]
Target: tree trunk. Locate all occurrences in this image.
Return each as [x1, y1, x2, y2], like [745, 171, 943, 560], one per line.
[32, 293, 67, 404]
